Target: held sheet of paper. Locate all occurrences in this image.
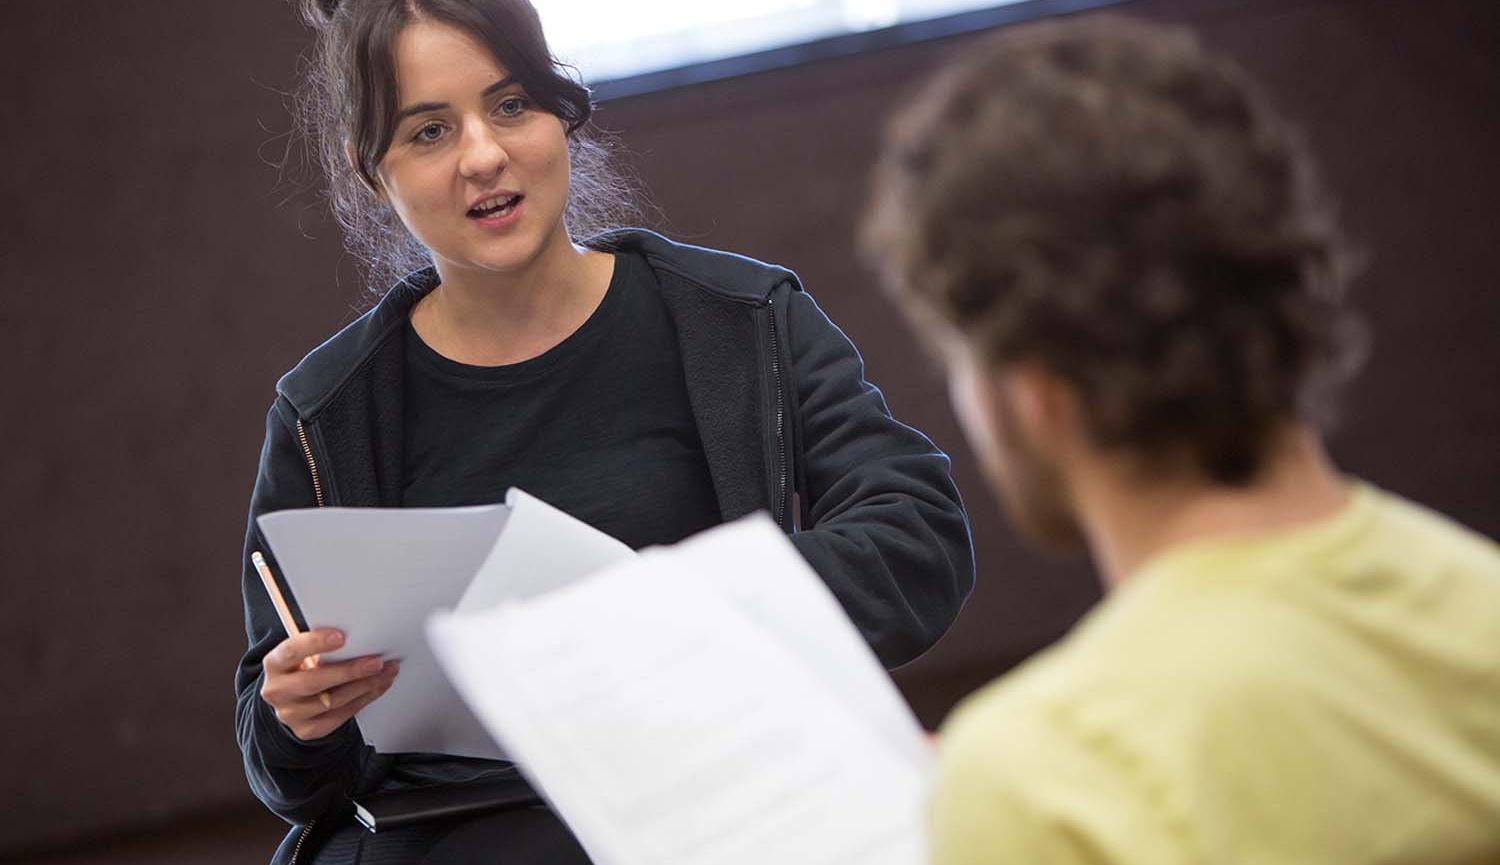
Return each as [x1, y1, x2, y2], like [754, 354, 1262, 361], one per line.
[428, 516, 935, 865]
[257, 488, 635, 759]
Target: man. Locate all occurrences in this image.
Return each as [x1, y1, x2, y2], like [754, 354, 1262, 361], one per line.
[864, 16, 1500, 864]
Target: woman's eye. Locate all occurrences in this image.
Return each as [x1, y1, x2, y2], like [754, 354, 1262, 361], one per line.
[412, 122, 446, 144]
[496, 96, 528, 118]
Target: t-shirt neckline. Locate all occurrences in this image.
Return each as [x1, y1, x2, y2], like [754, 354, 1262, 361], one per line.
[404, 253, 630, 386]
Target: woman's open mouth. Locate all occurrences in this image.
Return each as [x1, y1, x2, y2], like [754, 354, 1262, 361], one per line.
[467, 194, 524, 225]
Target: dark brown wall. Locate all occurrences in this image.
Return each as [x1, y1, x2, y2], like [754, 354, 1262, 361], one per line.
[3, 0, 1496, 857]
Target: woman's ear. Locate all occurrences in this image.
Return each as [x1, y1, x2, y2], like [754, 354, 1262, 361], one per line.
[346, 142, 386, 201]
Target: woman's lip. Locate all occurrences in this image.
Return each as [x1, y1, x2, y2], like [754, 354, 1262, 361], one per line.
[469, 195, 524, 229]
[467, 191, 523, 212]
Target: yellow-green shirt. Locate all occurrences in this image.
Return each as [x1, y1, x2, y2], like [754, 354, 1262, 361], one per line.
[931, 484, 1500, 864]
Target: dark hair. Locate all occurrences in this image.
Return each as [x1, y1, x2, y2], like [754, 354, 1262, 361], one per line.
[864, 16, 1366, 485]
[292, 0, 638, 292]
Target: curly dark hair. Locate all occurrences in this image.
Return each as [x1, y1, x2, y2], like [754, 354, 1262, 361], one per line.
[290, 0, 640, 293]
[864, 15, 1366, 485]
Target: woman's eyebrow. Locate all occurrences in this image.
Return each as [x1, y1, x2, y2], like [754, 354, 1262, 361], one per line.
[395, 76, 519, 124]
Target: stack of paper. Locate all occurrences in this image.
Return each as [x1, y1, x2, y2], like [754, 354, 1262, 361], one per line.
[257, 488, 636, 759]
[427, 515, 934, 865]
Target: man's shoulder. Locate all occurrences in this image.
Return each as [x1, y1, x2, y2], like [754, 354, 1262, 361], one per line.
[930, 606, 1338, 865]
[1358, 485, 1500, 580]
[936, 591, 1324, 772]
[930, 492, 1500, 863]
[931, 654, 1192, 865]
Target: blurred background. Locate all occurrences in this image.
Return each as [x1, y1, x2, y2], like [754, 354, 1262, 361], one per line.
[1, 0, 1495, 861]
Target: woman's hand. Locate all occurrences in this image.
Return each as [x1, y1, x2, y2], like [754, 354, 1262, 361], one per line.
[260, 628, 400, 742]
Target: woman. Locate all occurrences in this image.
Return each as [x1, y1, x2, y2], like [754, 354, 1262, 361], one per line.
[235, 0, 974, 862]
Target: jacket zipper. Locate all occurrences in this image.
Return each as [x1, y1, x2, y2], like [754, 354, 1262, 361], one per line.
[295, 419, 327, 508]
[767, 297, 787, 529]
[289, 418, 324, 864]
[289, 819, 315, 865]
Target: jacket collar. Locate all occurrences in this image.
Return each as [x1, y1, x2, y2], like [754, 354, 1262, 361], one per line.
[276, 228, 800, 421]
[588, 227, 799, 304]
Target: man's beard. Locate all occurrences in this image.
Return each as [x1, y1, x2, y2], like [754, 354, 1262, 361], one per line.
[989, 393, 1086, 552]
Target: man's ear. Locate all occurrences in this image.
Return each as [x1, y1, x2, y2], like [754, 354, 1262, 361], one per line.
[1000, 363, 1081, 454]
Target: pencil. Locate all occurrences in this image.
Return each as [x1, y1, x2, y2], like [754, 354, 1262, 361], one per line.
[252, 550, 330, 707]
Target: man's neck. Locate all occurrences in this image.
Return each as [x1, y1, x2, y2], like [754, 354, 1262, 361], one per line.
[1073, 426, 1351, 589]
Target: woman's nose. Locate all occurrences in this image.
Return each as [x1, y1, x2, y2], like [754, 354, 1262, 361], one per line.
[457, 121, 508, 181]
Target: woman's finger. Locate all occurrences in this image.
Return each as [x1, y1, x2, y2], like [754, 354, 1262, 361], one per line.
[283, 654, 388, 698]
[298, 674, 396, 740]
[313, 661, 400, 712]
[265, 629, 344, 674]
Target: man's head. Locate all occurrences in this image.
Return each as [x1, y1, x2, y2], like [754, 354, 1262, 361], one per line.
[864, 16, 1364, 548]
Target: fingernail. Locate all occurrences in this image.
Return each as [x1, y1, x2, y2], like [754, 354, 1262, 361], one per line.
[361, 658, 381, 674]
[327, 632, 344, 648]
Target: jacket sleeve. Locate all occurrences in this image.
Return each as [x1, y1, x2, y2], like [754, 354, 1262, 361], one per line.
[234, 398, 364, 824]
[784, 286, 975, 668]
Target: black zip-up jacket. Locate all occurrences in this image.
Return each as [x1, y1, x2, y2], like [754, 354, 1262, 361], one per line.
[235, 229, 973, 861]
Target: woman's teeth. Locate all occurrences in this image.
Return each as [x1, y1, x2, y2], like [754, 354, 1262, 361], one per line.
[470, 195, 521, 218]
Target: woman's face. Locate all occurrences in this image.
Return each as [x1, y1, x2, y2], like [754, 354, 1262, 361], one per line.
[376, 20, 572, 279]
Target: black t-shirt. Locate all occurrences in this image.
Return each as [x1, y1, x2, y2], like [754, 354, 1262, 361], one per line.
[388, 250, 722, 787]
[400, 251, 721, 544]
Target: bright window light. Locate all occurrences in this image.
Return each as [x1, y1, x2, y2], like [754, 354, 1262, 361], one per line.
[536, 0, 1043, 85]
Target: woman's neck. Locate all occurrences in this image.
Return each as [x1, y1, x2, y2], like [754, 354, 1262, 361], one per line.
[415, 237, 615, 367]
